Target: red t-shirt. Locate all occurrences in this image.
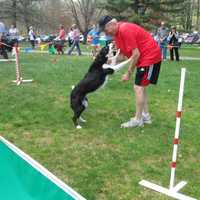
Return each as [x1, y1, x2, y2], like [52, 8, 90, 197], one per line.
[114, 22, 162, 67]
[59, 29, 66, 40]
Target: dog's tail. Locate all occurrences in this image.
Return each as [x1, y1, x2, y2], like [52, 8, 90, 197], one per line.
[71, 85, 75, 90]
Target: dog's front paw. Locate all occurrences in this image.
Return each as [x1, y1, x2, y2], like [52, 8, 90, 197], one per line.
[79, 116, 87, 123]
[103, 64, 112, 69]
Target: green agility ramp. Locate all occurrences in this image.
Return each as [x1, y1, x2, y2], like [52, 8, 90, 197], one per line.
[0, 136, 86, 200]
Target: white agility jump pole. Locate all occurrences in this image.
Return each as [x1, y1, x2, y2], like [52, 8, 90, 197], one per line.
[12, 45, 33, 86]
[139, 68, 197, 200]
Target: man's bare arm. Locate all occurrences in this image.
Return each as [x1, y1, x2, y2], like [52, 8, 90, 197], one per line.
[127, 48, 140, 75]
[122, 48, 140, 82]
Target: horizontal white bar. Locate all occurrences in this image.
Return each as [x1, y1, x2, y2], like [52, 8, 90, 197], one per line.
[0, 59, 16, 62]
[21, 79, 33, 83]
[12, 79, 33, 84]
[139, 180, 197, 200]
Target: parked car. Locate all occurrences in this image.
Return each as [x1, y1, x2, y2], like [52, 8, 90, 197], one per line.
[184, 33, 200, 44]
[40, 34, 56, 42]
[18, 35, 25, 42]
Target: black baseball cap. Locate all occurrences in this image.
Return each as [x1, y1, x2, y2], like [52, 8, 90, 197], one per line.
[98, 15, 113, 32]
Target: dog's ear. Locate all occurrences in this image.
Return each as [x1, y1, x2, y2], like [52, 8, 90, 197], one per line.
[96, 46, 109, 58]
[92, 45, 110, 65]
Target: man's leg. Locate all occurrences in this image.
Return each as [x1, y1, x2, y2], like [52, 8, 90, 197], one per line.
[135, 85, 152, 124]
[174, 47, 179, 61]
[143, 88, 149, 114]
[142, 88, 152, 124]
[170, 48, 174, 61]
[121, 84, 144, 128]
[75, 41, 81, 55]
[160, 44, 164, 59]
[67, 41, 76, 55]
[163, 46, 167, 60]
[134, 84, 145, 120]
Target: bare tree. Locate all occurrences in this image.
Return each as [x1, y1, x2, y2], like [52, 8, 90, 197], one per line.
[17, 0, 44, 31]
[0, 0, 18, 23]
[0, 0, 44, 31]
[64, 0, 104, 42]
[39, 0, 72, 33]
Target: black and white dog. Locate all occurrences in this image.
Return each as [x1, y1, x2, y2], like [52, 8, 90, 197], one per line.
[0, 37, 17, 59]
[70, 44, 132, 129]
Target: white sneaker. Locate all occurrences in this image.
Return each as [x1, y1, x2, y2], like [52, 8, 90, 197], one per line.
[142, 112, 152, 124]
[121, 118, 144, 128]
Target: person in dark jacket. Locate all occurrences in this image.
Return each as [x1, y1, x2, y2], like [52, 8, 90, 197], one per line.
[168, 26, 180, 61]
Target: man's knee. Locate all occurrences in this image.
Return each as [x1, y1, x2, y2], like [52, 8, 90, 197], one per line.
[134, 85, 144, 95]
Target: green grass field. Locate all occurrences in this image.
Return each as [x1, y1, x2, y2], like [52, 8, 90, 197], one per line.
[0, 47, 200, 200]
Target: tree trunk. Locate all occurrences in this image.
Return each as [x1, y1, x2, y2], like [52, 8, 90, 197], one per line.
[185, 0, 193, 31]
[11, 0, 17, 26]
[197, 0, 200, 31]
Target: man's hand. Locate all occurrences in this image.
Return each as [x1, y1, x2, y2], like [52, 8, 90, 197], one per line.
[122, 73, 130, 82]
[121, 48, 140, 82]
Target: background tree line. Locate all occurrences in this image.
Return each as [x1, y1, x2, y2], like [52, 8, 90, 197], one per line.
[0, 0, 199, 36]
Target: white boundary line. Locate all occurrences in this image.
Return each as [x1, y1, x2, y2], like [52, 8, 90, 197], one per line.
[0, 136, 86, 200]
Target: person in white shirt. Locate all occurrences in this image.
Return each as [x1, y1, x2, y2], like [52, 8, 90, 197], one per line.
[68, 28, 73, 47]
[67, 24, 81, 56]
[28, 26, 36, 49]
[9, 24, 19, 41]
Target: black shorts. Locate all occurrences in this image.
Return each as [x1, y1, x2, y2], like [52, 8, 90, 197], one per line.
[135, 61, 161, 86]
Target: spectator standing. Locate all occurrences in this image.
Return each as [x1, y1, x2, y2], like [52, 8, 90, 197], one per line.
[9, 24, 19, 40]
[57, 24, 66, 54]
[87, 25, 100, 58]
[68, 28, 73, 47]
[9, 24, 19, 45]
[157, 22, 169, 60]
[0, 22, 6, 35]
[67, 24, 81, 56]
[28, 26, 36, 49]
[168, 26, 180, 61]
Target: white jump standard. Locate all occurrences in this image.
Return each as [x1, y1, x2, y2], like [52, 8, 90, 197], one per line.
[12, 46, 33, 85]
[139, 68, 197, 200]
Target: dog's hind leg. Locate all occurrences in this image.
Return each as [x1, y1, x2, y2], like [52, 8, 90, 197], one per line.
[79, 116, 86, 123]
[82, 97, 88, 108]
[73, 104, 86, 129]
[79, 98, 88, 123]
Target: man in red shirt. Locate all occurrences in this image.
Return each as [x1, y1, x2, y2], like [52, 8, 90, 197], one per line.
[98, 16, 162, 128]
